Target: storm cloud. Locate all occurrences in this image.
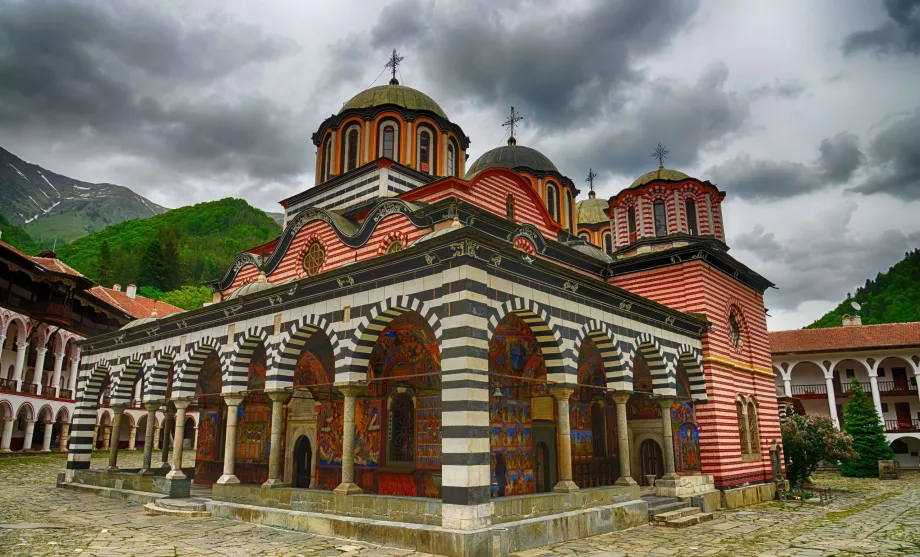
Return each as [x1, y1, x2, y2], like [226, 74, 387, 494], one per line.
[843, 0, 920, 57]
[850, 109, 920, 199]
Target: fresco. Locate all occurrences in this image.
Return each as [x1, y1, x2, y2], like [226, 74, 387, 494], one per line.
[671, 401, 701, 473]
[628, 397, 661, 420]
[235, 346, 274, 485]
[367, 312, 440, 395]
[194, 352, 223, 484]
[293, 349, 328, 392]
[354, 399, 381, 467]
[633, 353, 654, 393]
[415, 395, 441, 470]
[317, 401, 344, 466]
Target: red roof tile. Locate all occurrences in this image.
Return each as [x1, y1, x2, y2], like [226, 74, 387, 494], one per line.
[87, 286, 184, 320]
[30, 256, 84, 278]
[770, 322, 920, 354]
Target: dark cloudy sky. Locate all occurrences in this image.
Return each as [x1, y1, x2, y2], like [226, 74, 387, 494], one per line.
[1, 0, 919, 331]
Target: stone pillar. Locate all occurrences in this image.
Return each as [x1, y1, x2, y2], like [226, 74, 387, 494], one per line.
[51, 353, 65, 398]
[101, 423, 111, 450]
[0, 417, 14, 451]
[12, 342, 27, 391]
[193, 428, 199, 451]
[139, 403, 160, 475]
[40, 419, 54, 453]
[216, 395, 244, 485]
[658, 398, 678, 479]
[166, 401, 190, 480]
[128, 425, 137, 450]
[825, 376, 840, 428]
[783, 378, 792, 398]
[68, 357, 79, 397]
[612, 394, 636, 485]
[107, 405, 125, 471]
[60, 422, 70, 452]
[160, 410, 174, 468]
[551, 387, 578, 492]
[263, 391, 291, 488]
[868, 373, 884, 422]
[153, 426, 161, 450]
[22, 419, 36, 451]
[334, 385, 363, 495]
[91, 425, 99, 448]
[33, 347, 47, 395]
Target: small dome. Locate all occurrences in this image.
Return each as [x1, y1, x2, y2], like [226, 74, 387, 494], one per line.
[629, 166, 690, 188]
[575, 197, 609, 225]
[228, 277, 273, 300]
[466, 144, 559, 179]
[341, 84, 447, 119]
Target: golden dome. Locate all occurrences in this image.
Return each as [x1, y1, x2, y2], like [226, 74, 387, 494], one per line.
[575, 197, 609, 225]
[629, 166, 690, 188]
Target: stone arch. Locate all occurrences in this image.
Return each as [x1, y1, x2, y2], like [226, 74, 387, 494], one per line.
[111, 359, 143, 406]
[677, 344, 707, 402]
[631, 333, 674, 396]
[6, 316, 29, 346]
[573, 320, 627, 391]
[271, 314, 340, 390]
[173, 338, 223, 399]
[227, 326, 271, 393]
[488, 298, 569, 382]
[55, 406, 70, 423]
[15, 401, 34, 421]
[37, 404, 54, 422]
[342, 295, 443, 382]
[145, 347, 178, 402]
[0, 400, 13, 419]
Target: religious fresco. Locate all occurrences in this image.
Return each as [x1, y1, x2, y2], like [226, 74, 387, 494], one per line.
[415, 395, 442, 470]
[570, 402, 593, 457]
[317, 401, 344, 466]
[354, 399, 382, 467]
[671, 401, 701, 473]
[315, 398, 385, 490]
[234, 346, 275, 485]
[633, 353, 654, 393]
[194, 352, 224, 484]
[367, 312, 441, 395]
[627, 397, 661, 420]
[293, 349, 329, 391]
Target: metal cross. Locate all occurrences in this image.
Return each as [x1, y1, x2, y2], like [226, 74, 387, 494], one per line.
[385, 48, 404, 82]
[585, 168, 597, 193]
[651, 142, 669, 166]
[503, 106, 524, 140]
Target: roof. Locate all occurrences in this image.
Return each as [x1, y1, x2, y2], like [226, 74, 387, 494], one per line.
[575, 197, 609, 225]
[340, 84, 447, 119]
[0, 244, 85, 278]
[629, 166, 691, 188]
[466, 144, 559, 179]
[770, 322, 920, 354]
[87, 286, 184, 320]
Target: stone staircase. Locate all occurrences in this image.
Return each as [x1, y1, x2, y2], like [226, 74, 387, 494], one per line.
[642, 495, 713, 528]
[143, 498, 212, 518]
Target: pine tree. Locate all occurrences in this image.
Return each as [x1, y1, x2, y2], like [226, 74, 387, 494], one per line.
[157, 225, 183, 291]
[841, 382, 894, 477]
[97, 240, 113, 287]
[137, 237, 166, 291]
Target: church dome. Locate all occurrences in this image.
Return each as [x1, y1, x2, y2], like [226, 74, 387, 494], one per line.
[575, 196, 609, 225]
[340, 84, 447, 119]
[466, 144, 559, 179]
[629, 166, 690, 188]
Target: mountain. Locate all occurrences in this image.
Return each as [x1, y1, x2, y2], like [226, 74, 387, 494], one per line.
[0, 214, 41, 254]
[0, 146, 168, 244]
[807, 249, 920, 328]
[56, 198, 282, 288]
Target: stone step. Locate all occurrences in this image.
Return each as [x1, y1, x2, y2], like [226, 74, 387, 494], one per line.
[652, 507, 701, 523]
[157, 498, 210, 512]
[647, 501, 689, 518]
[657, 512, 714, 528]
[143, 502, 211, 518]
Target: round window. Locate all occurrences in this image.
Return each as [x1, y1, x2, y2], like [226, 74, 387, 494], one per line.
[386, 240, 403, 254]
[302, 242, 325, 276]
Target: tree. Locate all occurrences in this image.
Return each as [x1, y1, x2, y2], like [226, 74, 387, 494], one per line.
[157, 225, 183, 291]
[161, 285, 212, 311]
[137, 237, 166, 290]
[97, 240, 114, 287]
[781, 414, 855, 487]
[841, 382, 894, 477]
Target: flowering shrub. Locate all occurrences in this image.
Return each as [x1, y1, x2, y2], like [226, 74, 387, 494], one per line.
[781, 414, 856, 487]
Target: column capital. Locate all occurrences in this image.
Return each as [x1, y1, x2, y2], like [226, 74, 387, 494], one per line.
[222, 393, 245, 407]
[24, 419, 35, 425]
[335, 383, 365, 397]
[110, 404, 127, 414]
[162, 410, 176, 419]
[267, 390, 292, 404]
[144, 402, 162, 412]
[172, 400, 192, 411]
[657, 397, 675, 409]
[43, 418, 54, 425]
[550, 386, 576, 400]
[611, 392, 631, 405]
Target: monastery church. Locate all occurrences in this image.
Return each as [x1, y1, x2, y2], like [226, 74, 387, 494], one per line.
[63, 56, 781, 555]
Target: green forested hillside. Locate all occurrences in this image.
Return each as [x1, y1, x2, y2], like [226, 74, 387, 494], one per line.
[0, 214, 41, 254]
[56, 198, 281, 288]
[807, 249, 920, 328]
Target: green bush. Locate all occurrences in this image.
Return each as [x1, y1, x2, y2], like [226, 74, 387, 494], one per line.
[782, 414, 856, 487]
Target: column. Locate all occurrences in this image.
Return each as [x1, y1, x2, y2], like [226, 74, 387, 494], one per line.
[33, 347, 47, 395]
[193, 428, 199, 451]
[783, 378, 793, 398]
[612, 394, 636, 485]
[40, 419, 54, 453]
[153, 426, 161, 449]
[60, 422, 70, 452]
[334, 385, 363, 495]
[658, 398, 678, 480]
[12, 341, 27, 391]
[825, 376, 840, 428]
[22, 419, 36, 451]
[160, 410, 174, 468]
[127, 425, 137, 450]
[139, 403, 160, 475]
[91, 425, 99, 448]
[166, 401, 190, 480]
[868, 372, 884, 422]
[216, 395, 244, 485]
[101, 423, 111, 450]
[51, 353, 65, 398]
[68, 357, 79, 397]
[263, 391, 291, 488]
[107, 405, 125, 471]
[551, 386, 578, 492]
[0, 417, 14, 451]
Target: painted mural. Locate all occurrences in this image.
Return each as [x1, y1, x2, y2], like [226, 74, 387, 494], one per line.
[294, 349, 329, 391]
[415, 395, 442, 470]
[627, 397, 661, 420]
[314, 398, 386, 492]
[367, 312, 440, 395]
[671, 401, 701, 473]
[234, 346, 275, 485]
[633, 353, 654, 393]
[194, 352, 224, 484]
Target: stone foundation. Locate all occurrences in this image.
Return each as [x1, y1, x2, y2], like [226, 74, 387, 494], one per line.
[491, 484, 639, 524]
[65, 468, 193, 498]
[656, 474, 715, 498]
[683, 490, 721, 512]
[721, 482, 776, 509]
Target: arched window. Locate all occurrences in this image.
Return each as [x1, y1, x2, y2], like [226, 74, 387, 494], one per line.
[345, 126, 360, 172]
[447, 143, 456, 177]
[546, 183, 559, 221]
[603, 232, 613, 254]
[729, 311, 742, 349]
[627, 206, 637, 243]
[579, 233, 590, 243]
[685, 197, 699, 236]
[418, 129, 432, 173]
[386, 240, 402, 254]
[747, 401, 761, 453]
[736, 399, 749, 454]
[321, 135, 333, 183]
[380, 123, 399, 161]
[562, 190, 570, 230]
[653, 199, 667, 237]
[302, 241, 325, 277]
[506, 194, 515, 220]
[389, 393, 414, 464]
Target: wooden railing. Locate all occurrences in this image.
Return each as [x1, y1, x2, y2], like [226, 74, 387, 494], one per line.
[58, 389, 73, 400]
[877, 381, 918, 395]
[20, 383, 38, 395]
[0, 378, 16, 393]
[885, 419, 920, 432]
[791, 384, 826, 397]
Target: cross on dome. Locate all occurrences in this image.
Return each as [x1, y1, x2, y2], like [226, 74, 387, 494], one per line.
[585, 168, 597, 196]
[385, 48, 404, 85]
[502, 106, 523, 146]
[652, 142, 669, 167]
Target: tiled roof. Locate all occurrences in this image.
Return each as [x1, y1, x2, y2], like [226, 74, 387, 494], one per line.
[769, 322, 920, 354]
[87, 286, 184, 320]
[0, 243, 84, 278]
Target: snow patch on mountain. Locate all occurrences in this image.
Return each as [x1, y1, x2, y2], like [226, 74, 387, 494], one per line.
[8, 163, 30, 182]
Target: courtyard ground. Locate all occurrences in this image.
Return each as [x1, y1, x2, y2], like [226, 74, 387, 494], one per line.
[1, 452, 920, 556]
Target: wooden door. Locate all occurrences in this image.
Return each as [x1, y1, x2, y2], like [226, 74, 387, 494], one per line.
[639, 439, 664, 485]
[895, 402, 912, 429]
[534, 442, 550, 493]
[293, 436, 312, 488]
[893, 369, 908, 391]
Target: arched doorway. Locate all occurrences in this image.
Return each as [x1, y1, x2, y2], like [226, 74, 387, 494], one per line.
[288, 329, 333, 488]
[571, 335, 618, 487]
[534, 442, 550, 493]
[639, 439, 663, 484]
[234, 342, 272, 485]
[293, 436, 313, 488]
[193, 351, 225, 485]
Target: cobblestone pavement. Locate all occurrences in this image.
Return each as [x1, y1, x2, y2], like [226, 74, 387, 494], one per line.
[2, 453, 919, 557]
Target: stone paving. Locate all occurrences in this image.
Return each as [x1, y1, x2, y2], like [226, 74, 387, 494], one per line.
[1, 452, 920, 556]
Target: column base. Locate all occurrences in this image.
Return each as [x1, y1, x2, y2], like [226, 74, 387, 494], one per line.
[615, 476, 638, 486]
[138, 468, 156, 476]
[552, 480, 579, 493]
[261, 478, 289, 489]
[165, 469, 187, 480]
[105, 465, 119, 472]
[333, 482, 363, 495]
[216, 474, 240, 485]
[661, 472, 681, 481]
[0, 448, 10, 453]
[39, 449, 52, 454]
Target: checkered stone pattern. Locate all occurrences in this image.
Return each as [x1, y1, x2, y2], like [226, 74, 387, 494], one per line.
[66, 363, 111, 469]
[143, 347, 179, 402]
[172, 337, 226, 399]
[225, 326, 272, 394]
